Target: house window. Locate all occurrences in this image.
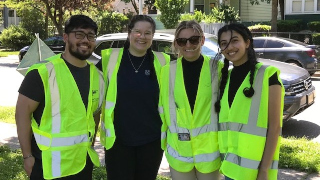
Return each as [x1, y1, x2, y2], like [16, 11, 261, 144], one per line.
[195, 0, 204, 12]
[290, 0, 319, 13]
[305, 0, 314, 11]
[8, 10, 14, 17]
[292, 0, 302, 12]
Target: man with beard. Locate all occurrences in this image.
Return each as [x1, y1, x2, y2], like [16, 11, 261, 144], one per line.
[15, 15, 104, 180]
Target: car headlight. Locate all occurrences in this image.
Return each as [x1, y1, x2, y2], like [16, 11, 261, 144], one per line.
[284, 85, 295, 96]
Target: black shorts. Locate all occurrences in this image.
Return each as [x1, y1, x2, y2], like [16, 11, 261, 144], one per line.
[105, 139, 163, 180]
[30, 154, 93, 180]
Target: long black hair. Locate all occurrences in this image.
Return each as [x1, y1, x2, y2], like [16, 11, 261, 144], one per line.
[215, 23, 258, 113]
[124, 15, 157, 78]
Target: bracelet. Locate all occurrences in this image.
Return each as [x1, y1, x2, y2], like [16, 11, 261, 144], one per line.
[23, 154, 33, 159]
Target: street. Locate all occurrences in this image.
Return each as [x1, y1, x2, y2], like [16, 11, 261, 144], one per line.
[0, 55, 320, 144]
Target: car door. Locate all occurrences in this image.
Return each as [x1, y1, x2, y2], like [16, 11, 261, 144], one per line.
[253, 39, 266, 59]
[261, 39, 286, 62]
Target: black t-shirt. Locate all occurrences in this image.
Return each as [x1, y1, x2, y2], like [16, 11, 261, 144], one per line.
[18, 56, 90, 159]
[96, 49, 161, 146]
[182, 55, 204, 112]
[228, 60, 281, 107]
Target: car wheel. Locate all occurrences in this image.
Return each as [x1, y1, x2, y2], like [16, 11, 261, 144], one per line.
[19, 52, 26, 62]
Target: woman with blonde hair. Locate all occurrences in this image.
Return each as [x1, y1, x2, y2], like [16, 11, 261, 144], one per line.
[160, 20, 222, 180]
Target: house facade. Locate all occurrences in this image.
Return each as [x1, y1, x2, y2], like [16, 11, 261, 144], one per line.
[0, 6, 20, 32]
[285, 0, 320, 28]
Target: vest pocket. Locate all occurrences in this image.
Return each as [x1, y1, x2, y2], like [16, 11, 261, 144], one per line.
[175, 140, 193, 157]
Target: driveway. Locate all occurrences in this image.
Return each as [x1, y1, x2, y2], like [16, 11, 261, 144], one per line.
[0, 55, 23, 106]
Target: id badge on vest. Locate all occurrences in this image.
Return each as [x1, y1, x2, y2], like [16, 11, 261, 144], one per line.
[178, 133, 190, 141]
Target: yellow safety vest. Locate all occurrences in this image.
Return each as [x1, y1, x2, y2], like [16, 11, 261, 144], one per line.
[218, 63, 284, 180]
[99, 48, 170, 150]
[27, 54, 104, 179]
[161, 55, 222, 173]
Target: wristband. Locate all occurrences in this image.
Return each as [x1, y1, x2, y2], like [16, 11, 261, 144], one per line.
[23, 154, 33, 159]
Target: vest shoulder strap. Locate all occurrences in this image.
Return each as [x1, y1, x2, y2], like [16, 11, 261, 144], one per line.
[102, 48, 122, 81]
[153, 51, 167, 66]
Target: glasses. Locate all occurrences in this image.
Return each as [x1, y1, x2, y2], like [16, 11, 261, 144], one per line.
[175, 36, 202, 47]
[131, 29, 153, 39]
[70, 31, 96, 42]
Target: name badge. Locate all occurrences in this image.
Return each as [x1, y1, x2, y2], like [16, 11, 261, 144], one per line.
[178, 133, 190, 141]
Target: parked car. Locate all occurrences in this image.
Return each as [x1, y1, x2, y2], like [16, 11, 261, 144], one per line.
[253, 36, 320, 75]
[18, 36, 65, 62]
[89, 32, 315, 121]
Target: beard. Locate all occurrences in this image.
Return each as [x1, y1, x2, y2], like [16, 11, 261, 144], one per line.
[68, 41, 93, 61]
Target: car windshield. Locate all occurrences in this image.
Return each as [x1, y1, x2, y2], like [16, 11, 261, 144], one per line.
[202, 36, 219, 58]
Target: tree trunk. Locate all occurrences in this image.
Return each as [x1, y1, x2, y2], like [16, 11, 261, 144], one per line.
[279, 0, 284, 20]
[45, 13, 48, 38]
[271, 0, 278, 33]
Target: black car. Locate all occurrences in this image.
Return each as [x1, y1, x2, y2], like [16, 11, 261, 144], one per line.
[18, 36, 65, 62]
[253, 36, 320, 75]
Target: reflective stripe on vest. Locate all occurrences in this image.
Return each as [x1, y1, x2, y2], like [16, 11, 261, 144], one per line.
[166, 60, 219, 137]
[224, 153, 279, 169]
[47, 62, 62, 134]
[153, 51, 167, 66]
[33, 62, 92, 178]
[219, 65, 280, 169]
[34, 133, 90, 147]
[219, 65, 269, 135]
[167, 144, 220, 163]
[165, 57, 220, 165]
[101, 121, 112, 137]
[106, 49, 165, 114]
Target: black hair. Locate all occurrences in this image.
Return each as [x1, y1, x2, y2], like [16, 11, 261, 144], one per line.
[64, 15, 98, 34]
[215, 23, 258, 113]
[124, 15, 157, 79]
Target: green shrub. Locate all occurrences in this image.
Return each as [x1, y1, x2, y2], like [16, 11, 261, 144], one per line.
[155, 0, 188, 29]
[312, 33, 320, 45]
[277, 20, 303, 32]
[248, 24, 271, 37]
[308, 21, 320, 32]
[180, 10, 206, 23]
[97, 11, 129, 35]
[0, 25, 34, 50]
[18, 7, 46, 39]
[211, 4, 240, 23]
[180, 13, 195, 22]
[248, 24, 271, 32]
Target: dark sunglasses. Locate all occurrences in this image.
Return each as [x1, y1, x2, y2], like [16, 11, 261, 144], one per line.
[175, 36, 202, 46]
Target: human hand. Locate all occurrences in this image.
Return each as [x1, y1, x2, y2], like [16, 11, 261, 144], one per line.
[256, 170, 268, 180]
[23, 156, 35, 177]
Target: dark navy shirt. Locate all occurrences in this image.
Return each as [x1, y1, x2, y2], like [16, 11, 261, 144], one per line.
[96, 49, 161, 146]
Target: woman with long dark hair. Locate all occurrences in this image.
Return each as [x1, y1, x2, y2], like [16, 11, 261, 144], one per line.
[216, 23, 284, 180]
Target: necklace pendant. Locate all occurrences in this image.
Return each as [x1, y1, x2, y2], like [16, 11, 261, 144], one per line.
[135, 70, 138, 73]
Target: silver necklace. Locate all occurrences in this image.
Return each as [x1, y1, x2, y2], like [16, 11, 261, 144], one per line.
[127, 50, 146, 73]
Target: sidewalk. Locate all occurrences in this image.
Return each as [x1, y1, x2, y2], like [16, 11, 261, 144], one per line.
[1, 122, 319, 179]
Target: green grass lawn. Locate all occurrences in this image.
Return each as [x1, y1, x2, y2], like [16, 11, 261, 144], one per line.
[0, 50, 19, 57]
[0, 145, 170, 180]
[1, 106, 320, 179]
